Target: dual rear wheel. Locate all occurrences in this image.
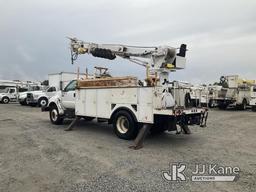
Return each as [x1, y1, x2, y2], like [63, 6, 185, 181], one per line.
[113, 110, 139, 140]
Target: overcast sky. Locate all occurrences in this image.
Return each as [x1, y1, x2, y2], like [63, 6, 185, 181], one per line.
[0, 0, 255, 84]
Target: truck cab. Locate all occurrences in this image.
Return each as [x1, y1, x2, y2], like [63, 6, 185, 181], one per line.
[0, 87, 18, 104]
[42, 80, 77, 123]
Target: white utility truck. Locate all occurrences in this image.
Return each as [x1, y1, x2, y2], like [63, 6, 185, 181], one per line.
[214, 75, 252, 110]
[26, 86, 56, 107]
[18, 85, 46, 106]
[46, 38, 208, 149]
[0, 87, 20, 104]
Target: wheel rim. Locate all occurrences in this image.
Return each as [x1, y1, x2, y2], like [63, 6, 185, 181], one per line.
[116, 116, 129, 134]
[51, 109, 58, 122]
[3, 98, 8, 103]
[40, 99, 47, 106]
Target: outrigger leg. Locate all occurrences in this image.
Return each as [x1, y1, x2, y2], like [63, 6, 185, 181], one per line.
[200, 111, 208, 127]
[65, 116, 81, 131]
[180, 113, 191, 134]
[129, 124, 152, 150]
[181, 124, 191, 134]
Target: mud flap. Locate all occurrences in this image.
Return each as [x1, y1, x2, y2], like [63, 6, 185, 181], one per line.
[129, 124, 152, 150]
[65, 116, 81, 131]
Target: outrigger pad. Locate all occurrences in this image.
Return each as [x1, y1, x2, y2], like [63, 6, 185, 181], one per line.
[65, 116, 81, 131]
[129, 124, 152, 150]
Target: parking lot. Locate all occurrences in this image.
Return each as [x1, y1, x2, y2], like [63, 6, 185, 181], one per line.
[0, 104, 255, 192]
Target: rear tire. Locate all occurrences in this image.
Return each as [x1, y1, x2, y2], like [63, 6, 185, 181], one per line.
[252, 106, 256, 112]
[113, 110, 138, 140]
[1, 97, 10, 104]
[49, 105, 64, 125]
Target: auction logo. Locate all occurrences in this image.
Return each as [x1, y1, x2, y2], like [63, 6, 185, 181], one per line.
[162, 163, 240, 182]
[162, 163, 186, 181]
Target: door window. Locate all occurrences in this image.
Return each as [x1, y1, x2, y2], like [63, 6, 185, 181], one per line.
[47, 87, 56, 92]
[9, 89, 15, 93]
[64, 80, 77, 92]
